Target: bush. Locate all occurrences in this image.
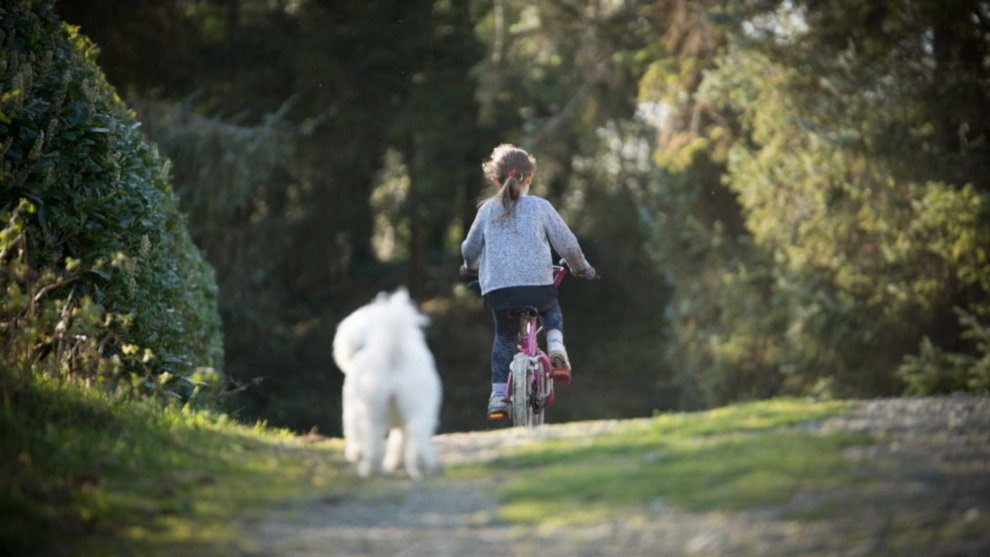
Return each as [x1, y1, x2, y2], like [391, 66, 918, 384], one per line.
[0, 1, 222, 400]
[899, 309, 990, 395]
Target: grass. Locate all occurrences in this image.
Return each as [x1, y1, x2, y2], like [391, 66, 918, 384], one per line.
[0, 368, 349, 556]
[478, 398, 869, 526]
[0, 371, 881, 553]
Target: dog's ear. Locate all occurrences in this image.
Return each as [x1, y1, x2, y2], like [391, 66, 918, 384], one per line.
[416, 313, 430, 328]
[390, 287, 429, 328]
[390, 287, 410, 304]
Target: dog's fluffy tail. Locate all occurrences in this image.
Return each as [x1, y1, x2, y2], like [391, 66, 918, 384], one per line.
[332, 287, 428, 374]
[332, 305, 366, 374]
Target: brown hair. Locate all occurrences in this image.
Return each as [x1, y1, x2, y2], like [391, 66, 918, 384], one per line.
[482, 143, 536, 219]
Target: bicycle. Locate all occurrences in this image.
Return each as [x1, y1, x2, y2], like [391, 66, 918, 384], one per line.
[462, 261, 595, 427]
[500, 262, 598, 426]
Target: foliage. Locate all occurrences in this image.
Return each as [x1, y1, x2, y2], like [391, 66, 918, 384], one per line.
[636, 0, 990, 404]
[0, 1, 222, 399]
[130, 98, 304, 415]
[899, 308, 990, 394]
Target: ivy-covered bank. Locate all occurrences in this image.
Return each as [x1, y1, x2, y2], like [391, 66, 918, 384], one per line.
[1, 0, 222, 397]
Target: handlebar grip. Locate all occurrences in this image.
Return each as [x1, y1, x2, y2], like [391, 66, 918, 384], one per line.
[558, 259, 598, 280]
[572, 269, 599, 280]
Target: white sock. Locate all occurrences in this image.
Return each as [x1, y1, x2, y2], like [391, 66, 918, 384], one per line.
[547, 329, 564, 351]
[492, 383, 507, 398]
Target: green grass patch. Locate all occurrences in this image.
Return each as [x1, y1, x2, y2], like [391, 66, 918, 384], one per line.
[1, 370, 349, 555]
[484, 398, 868, 526]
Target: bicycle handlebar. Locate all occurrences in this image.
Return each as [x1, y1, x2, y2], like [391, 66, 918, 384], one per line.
[555, 259, 600, 280]
[459, 261, 599, 284]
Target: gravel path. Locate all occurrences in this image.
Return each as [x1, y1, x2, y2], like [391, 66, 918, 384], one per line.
[257, 396, 990, 556]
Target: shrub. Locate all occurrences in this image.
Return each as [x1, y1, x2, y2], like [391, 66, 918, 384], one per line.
[899, 309, 990, 395]
[0, 0, 223, 401]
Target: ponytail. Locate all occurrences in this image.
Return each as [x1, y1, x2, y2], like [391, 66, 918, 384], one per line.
[497, 171, 522, 219]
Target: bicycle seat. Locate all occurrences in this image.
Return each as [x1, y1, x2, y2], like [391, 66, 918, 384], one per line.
[507, 306, 540, 319]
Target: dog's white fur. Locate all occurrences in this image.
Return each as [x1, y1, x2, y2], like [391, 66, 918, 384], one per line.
[332, 288, 441, 479]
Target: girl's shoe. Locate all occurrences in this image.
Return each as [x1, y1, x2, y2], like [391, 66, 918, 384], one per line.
[549, 347, 571, 384]
[487, 393, 509, 420]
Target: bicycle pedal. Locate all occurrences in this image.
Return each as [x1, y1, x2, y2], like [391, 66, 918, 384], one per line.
[487, 411, 508, 421]
[551, 369, 571, 384]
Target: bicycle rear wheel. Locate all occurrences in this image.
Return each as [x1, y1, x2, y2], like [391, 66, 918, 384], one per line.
[510, 353, 544, 426]
[532, 365, 546, 426]
[509, 353, 529, 426]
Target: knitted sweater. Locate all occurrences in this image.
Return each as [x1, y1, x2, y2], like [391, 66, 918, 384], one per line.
[461, 195, 590, 295]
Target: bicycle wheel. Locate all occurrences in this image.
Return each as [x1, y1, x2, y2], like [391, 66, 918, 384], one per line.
[509, 352, 533, 426]
[531, 362, 546, 426]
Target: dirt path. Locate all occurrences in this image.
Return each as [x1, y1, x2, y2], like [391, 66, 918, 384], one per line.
[256, 396, 990, 556]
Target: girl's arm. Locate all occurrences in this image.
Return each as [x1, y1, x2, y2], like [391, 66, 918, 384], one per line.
[460, 204, 486, 269]
[542, 201, 591, 272]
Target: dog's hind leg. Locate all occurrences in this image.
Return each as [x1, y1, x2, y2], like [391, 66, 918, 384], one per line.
[382, 427, 405, 473]
[357, 419, 385, 478]
[404, 440, 422, 480]
[342, 389, 361, 463]
[403, 419, 436, 480]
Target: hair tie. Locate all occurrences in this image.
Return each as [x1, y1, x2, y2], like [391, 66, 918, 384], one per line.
[507, 170, 517, 179]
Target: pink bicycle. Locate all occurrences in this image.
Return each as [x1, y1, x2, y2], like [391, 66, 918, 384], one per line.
[497, 264, 571, 427]
[463, 262, 594, 427]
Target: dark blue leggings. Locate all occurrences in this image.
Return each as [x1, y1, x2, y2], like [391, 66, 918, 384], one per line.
[490, 299, 563, 384]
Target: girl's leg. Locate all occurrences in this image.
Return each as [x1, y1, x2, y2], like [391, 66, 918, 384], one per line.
[539, 300, 572, 382]
[491, 309, 518, 384]
[489, 309, 517, 416]
[539, 298, 564, 333]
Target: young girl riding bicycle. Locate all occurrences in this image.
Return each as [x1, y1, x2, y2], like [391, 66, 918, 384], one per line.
[460, 144, 596, 420]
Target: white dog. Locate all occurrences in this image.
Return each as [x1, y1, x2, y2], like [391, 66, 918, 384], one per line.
[332, 288, 441, 479]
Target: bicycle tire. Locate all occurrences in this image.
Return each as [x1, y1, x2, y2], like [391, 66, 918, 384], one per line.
[532, 361, 546, 426]
[509, 353, 530, 426]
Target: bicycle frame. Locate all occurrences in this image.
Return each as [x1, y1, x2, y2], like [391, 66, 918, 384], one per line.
[505, 265, 568, 426]
[517, 265, 567, 360]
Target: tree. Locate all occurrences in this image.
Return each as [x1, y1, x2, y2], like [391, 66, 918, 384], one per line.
[637, 0, 990, 403]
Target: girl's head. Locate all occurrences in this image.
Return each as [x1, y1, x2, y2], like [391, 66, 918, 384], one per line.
[482, 143, 536, 218]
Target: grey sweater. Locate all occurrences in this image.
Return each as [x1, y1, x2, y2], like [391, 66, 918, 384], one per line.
[461, 196, 590, 295]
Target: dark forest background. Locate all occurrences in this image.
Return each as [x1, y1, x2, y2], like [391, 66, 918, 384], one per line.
[47, 0, 990, 434]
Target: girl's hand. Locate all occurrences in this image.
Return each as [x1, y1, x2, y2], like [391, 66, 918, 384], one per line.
[459, 263, 477, 278]
[574, 265, 596, 279]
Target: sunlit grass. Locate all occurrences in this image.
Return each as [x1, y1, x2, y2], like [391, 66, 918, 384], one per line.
[1, 376, 875, 551]
[482, 398, 867, 526]
[0, 370, 349, 555]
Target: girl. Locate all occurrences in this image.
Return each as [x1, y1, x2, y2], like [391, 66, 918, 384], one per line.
[460, 144, 596, 420]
